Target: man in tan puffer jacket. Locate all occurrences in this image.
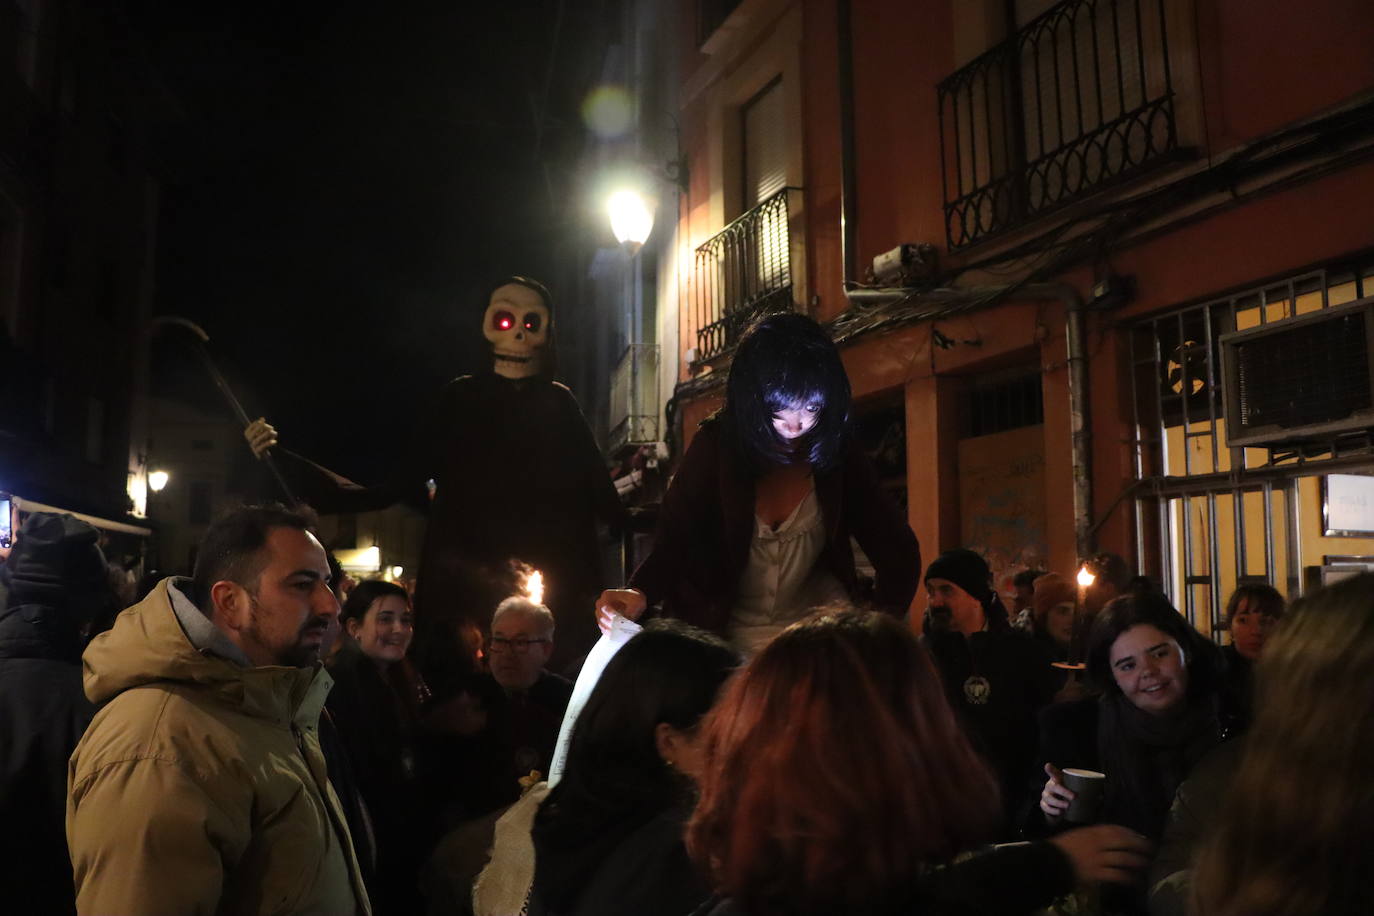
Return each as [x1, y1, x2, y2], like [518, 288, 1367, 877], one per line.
[67, 504, 371, 915]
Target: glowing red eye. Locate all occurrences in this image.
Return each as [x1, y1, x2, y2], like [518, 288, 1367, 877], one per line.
[492, 310, 515, 331]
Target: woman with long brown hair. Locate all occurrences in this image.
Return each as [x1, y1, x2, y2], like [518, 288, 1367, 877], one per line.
[1191, 573, 1374, 915]
[687, 608, 1150, 916]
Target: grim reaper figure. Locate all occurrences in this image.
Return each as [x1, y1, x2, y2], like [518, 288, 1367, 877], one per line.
[246, 277, 623, 680]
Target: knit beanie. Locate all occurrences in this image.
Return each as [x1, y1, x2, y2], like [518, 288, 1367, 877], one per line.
[923, 548, 993, 603]
[2, 512, 108, 611]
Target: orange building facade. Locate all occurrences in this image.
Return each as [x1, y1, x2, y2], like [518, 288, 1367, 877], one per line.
[649, 0, 1374, 634]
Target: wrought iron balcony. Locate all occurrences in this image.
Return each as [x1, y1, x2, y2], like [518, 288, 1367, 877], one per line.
[691, 187, 798, 363]
[938, 0, 1181, 249]
[608, 343, 660, 456]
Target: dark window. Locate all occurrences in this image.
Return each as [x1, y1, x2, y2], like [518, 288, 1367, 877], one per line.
[98, 261, 119, 321]
[106, 113, 126, 171]
[46, 225, 70, 289]
[189, 481, 212, 525]
[190, 439, 213, 452]
[966, 372, 1044, 437]
[84, 397, 105, 464]
[55, 45, 76, 116]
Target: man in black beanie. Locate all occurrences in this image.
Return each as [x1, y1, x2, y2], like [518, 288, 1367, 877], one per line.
[0, 512, 111, 916]
[922, 548, 1058, 834]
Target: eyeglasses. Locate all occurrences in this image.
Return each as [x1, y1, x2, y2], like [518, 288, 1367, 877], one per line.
[488, 635, 551, 654]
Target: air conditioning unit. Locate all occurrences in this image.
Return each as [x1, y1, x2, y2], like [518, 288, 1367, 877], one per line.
[1220, 296, 1374, 447]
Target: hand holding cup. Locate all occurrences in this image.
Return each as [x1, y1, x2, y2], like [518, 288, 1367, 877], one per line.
[1060, 768, 1106, 823]
[1040, 763, 1075, 820]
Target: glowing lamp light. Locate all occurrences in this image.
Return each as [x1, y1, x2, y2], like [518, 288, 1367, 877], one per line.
[522, 569, 545, 606]
[1076, 566, 1096, 588]
[148, 470, 170, 492]
[607, 189, 654, 251]
[390, 566, 404, 579]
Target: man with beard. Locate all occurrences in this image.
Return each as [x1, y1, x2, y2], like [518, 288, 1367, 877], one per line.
[67, 504, 371, 915]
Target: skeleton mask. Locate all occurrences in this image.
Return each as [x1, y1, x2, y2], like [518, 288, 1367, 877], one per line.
[483, 282, 551, 379]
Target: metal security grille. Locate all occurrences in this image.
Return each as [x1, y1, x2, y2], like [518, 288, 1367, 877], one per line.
[937, 0, 1179, 248]
[1128, 256, 1374, 637]
[692, 187, 797, 362]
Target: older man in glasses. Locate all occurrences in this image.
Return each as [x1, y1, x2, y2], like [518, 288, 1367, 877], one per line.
[438, 596, 573, 821]
[487, 597, 560, 694]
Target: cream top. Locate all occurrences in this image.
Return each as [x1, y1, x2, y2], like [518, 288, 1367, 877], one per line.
[727, 488, 845, 656]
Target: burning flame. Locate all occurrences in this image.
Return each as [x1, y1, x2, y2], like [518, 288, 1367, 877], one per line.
[1076, 566, 1096, 588]
[521, 569, 545, 606]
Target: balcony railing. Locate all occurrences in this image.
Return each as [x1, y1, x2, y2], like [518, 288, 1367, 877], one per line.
[608, 343, 660, 456]
[692, 187, 798, 363]
[937, 0, 1179, 249]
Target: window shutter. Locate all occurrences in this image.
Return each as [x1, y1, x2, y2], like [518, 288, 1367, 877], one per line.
[742, 79, 786, 209]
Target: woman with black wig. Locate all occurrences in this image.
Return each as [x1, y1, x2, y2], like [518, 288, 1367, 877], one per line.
[596, 312, 919, 654]
[528, 619, 739, 916]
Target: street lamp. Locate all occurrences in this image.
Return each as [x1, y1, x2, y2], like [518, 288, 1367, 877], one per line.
[607, 189, 655, 254]
[148, 470, 170, 492]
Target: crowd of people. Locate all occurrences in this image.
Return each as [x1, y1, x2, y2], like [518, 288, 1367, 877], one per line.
[0, 311, 1369, 915]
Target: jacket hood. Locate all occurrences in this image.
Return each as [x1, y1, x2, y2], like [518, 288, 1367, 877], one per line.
[82, 578, 332, 728]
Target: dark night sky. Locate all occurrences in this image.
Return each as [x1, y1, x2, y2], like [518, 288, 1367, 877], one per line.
[127, 0, 617, 482]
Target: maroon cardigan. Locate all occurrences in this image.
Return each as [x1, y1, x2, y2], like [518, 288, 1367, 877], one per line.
[629, 420, 921, 636]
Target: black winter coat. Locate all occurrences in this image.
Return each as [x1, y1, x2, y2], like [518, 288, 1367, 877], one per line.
[532, 804, 707, 916]
[326, 640, 430, 915]
[923, 626, 1060, 830]
[0, 602, 96, 916]
[689, 839, 1076, 916]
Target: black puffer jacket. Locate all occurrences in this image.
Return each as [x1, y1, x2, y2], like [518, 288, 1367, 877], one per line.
[0, 512, 106, 916]
[0, 601, 96, 916]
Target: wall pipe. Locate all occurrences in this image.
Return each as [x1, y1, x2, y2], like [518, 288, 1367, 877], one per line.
[841, 282, 1094, 560]
[837, 0, 858, 287]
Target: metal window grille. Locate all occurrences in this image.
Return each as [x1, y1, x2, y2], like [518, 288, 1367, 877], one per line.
[966, 372, 1045, 438]
[937, 0, 1179, 249]
[1128, 256, 1374, 636]
[691, 187, 798, 363]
